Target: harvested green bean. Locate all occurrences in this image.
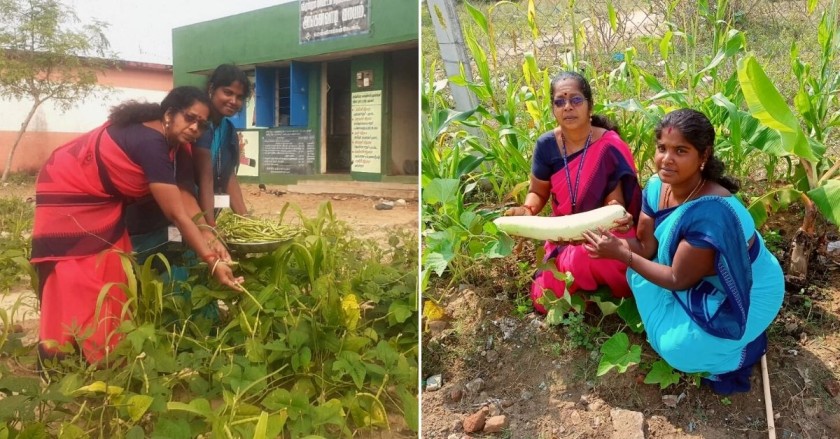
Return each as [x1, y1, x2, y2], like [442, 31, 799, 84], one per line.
[216, 212, 300, 243]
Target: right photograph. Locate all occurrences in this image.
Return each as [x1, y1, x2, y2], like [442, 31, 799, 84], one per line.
[420, 0, 840, 438]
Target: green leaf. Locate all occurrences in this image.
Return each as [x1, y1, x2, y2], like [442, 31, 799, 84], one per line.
[17, 423, 46, 439]
[292, 346, 312, 372]
[464, 29, 491, 96]
[617, 299, 644, 333]
[152, 417, 192, 438]
[333, 351, 367, 389]
[253, 411, 269, 439]
[261, 389, 309, 420]
[464, 1, 488, 34]
[607, 0, 617, 32]
[58, 424, 85, 439]
[126, 394, 154, 422]
[72, 381, 124, 397]
[0, 395, 31, 420]
[398, 386, 419, 432]
[807, 180, 840, 226]
[374, 341, 400, 368]
[423, 252, 455, 276]
[423, 178, 460, 206]
[125, 426, 145, 439]
[166, 398, 213, 419]
[807, 0, 818, 13]
[482, 234, 513, 259]
[659, 31, 673, 61]
[125, 322, 157, 353]
[265, 413, 288, 439]
[747, 186, 803, 228]
[589, 287, 620, 316]
[545, 306, 564, 326]
[459, 211, 482, 234]
[311, 399, 345, 428]
[166, 398, 213, 420]
[737, 56, 818, 162]
[644, 360, 681, 389]
[246, 338, 267, 362]
[0, 376, 40, 395]
[389, 301, 414, 324]
[597, 333, 641, 376]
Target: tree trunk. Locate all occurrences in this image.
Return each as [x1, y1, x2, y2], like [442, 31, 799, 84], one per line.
[786, 198, 818, 286]
[2, 99, 43, 182]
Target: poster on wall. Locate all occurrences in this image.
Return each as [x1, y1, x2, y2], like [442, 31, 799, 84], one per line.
[236, 130, 260, 177]
[299, 0, 370, 43]
[350, 90, 382, 174]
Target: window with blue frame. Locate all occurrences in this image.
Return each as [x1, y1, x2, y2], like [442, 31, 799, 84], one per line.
[242, 62, 309, 129]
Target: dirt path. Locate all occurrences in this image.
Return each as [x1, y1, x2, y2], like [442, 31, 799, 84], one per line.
[241, 183, 418, 242]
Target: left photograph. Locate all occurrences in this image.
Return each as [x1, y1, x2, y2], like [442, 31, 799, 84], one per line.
[0, 0, 419, 437]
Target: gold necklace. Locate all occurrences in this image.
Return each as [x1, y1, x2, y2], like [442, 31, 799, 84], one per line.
[665, 178, 705, 208]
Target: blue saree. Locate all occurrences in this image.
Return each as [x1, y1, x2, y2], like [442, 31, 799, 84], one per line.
[629, 176, 784, 376]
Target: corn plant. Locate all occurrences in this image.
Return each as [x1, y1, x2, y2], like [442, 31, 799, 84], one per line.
[421, 61, 482, 183]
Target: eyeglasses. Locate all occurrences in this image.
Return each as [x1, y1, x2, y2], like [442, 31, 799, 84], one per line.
[553, 96, 587, 108]
[181, 111, 210, 131]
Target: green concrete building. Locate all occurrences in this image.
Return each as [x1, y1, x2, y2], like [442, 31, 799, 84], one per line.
[172, 0, 418, 185]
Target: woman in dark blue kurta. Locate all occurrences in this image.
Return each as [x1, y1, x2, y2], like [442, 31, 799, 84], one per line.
[194, 64, 252, 226]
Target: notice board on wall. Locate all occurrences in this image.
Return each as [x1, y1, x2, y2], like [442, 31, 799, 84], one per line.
[350, 90, 382, 174]
[260, 129, 316, 175]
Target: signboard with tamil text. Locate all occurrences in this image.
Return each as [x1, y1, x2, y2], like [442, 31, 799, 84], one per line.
[350, 90, 382, 174]
[300, 0, 370, 43]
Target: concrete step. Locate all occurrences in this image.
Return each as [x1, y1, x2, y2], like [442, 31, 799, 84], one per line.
[285, 180, 418, 200]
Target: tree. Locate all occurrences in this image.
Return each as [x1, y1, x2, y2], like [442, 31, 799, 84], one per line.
[0, 0, 115, 181]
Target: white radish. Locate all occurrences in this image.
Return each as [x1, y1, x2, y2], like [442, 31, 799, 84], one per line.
[494, 204, 627, 241]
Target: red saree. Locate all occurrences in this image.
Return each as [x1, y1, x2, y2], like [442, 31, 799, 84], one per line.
[530, 131, 642, 313]
[33, 123, 162, 363]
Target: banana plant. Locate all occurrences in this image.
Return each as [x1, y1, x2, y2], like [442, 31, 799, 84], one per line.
[737, 6, 840, 280]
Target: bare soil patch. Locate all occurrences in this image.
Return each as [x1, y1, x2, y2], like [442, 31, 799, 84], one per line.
[421, 210, 840, 439]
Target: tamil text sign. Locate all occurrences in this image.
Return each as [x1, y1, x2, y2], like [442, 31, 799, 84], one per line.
[300, 0, 370, 43]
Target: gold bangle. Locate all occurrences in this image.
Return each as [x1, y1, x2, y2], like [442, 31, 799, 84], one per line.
[211, 259, 221, 276]
[627, 251, 633, 267]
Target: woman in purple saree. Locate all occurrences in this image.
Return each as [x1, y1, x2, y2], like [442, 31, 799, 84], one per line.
[506, 71, 642, 313]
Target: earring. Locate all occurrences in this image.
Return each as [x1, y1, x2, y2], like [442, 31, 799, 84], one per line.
[700, 163, 705, 171]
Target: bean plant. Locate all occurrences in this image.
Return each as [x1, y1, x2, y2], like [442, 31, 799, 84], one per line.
[0, 202, 418, 438]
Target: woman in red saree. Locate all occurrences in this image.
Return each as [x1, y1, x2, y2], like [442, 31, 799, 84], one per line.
[506, 71, 642, 313]
[32, 86, 243, 364]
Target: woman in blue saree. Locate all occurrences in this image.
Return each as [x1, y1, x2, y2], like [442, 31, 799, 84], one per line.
[583, 109, 783, 394]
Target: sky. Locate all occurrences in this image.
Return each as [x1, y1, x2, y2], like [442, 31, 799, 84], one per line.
[64, 0, 295, 64]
